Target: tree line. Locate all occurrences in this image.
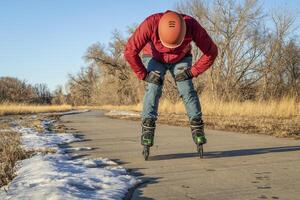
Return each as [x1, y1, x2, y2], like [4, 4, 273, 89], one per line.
[0, 77, 52, 104]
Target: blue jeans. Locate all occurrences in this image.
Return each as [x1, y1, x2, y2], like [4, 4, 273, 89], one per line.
[141, 56, 202, 122]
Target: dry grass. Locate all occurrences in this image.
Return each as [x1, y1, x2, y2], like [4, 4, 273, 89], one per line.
[86, 97, 300, 138]
[0, 130, 29, 187]
[159, 96, 300, 119]
[0, 104, 72, 116]
[79, 97, 300, 119]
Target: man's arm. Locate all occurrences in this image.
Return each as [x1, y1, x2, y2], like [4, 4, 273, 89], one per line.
[124, 17, 151, 80]
[190, 18, 218, 77]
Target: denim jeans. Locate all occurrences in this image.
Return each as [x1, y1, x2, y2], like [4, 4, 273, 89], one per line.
[141, 56, 202, 122]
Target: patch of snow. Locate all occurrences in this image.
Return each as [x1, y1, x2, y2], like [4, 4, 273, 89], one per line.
[16, 127, 80, 151]
[67, 146, 93, 151]
[72, 146, 93, 151]
[0, 120, 138, 200]
[106, 110, 139, 117]
[1, 154, 137, 200]
[60, 147, 93, 153]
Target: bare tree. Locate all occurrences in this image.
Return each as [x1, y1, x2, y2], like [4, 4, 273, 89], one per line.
[0, 77, 35, 103]
[33, 83, 52, 104]
[84, 30, 144, 105]
[0, 77, 54, 104]
[66, 65, 100, 106]
[257, 12, 298, 99]
[51, 86, 66, 105]
[177, 0, 299, 101]
[283, 40, 300, 98]
[178, 0, 267, 100]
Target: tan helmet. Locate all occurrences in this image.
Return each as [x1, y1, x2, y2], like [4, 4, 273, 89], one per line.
[158, 11, 186, 48]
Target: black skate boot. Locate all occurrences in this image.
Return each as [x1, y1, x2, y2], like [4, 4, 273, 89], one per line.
[141, 118, 156, 160]
[190, 117, 207, 158]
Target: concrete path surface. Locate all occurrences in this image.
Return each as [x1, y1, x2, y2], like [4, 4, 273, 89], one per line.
[61, 110, 300, 200]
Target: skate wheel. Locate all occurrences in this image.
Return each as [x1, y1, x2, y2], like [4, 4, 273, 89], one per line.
[197, 144, 204, 158]
[143, 146, 150, 161]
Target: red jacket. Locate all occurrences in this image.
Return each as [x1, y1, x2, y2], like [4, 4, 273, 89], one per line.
[124, 10, 218, 80]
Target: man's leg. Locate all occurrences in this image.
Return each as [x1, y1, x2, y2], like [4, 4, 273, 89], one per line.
[141, 57, 166, 146]
[170, 56, 206, 144]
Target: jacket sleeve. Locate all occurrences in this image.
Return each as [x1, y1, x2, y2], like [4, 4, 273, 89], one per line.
[124, 17, 152, 80]
[190, 18, 218, 77]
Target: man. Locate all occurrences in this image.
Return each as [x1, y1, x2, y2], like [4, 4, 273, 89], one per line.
[124, 10, 218, 154]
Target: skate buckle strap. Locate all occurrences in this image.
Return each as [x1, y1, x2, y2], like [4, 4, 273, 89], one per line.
[190, 124, 204, 128]
[192, 130, 204, 135]
[142, 131, 154, 136]
[142, 124, 156, 129]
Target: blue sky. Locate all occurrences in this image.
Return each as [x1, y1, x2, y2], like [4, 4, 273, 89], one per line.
[0, 0, 299, 91]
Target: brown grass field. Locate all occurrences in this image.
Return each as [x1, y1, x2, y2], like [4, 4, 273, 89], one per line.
[0, 104, 72, 116]
[80, 97, 300, 138]
[1, 98, 298, 119]
[94, 97, 299, 119]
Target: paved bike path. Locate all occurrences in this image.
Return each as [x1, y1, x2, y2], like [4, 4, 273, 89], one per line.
[61, 110, 300, 200]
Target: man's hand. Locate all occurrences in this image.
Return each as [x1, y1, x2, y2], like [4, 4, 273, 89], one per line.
[144, 71, 163, 85]
[175, 68, 193, 82]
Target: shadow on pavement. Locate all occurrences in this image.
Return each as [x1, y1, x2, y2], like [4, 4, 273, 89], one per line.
[110, 158, 130, 165]
[124, 169, 161, 200]
[150, 145, 300, 161]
